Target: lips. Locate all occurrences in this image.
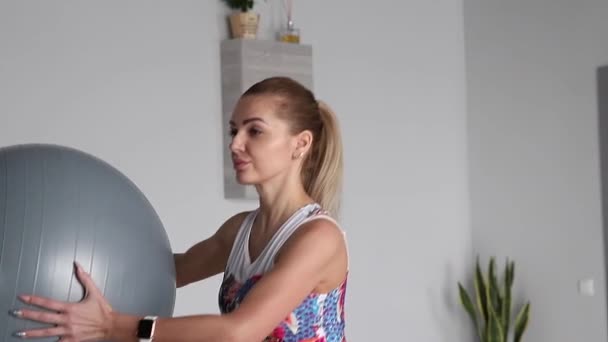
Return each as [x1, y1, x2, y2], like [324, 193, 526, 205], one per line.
[232, 158, 250, 171]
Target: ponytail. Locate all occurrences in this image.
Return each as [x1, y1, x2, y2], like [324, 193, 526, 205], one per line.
[302, 101, 343, 218]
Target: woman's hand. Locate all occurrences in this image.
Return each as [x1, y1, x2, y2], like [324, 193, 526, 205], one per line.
[11, 262, 114, 341]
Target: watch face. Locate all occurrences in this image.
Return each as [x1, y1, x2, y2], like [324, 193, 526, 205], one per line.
[137, 319, 154, 338]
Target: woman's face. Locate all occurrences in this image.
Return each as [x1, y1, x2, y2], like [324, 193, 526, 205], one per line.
[229, 95, 303, 185]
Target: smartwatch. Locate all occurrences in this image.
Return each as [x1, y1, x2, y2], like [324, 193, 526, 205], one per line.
[136, 316, 158, 341]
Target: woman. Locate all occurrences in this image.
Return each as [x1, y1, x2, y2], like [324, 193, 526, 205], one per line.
[11, 77, 349, 342]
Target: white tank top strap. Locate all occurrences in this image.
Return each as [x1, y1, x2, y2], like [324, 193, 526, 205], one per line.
[297, 213, 350, 271]
[224, 203, 349, 279]
[253, 204, 318, 273]
[225, 210, 256, 275]
[299, 213, 338, 226]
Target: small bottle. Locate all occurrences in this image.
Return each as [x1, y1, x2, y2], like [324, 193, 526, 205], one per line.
[280, 19, 300, 44]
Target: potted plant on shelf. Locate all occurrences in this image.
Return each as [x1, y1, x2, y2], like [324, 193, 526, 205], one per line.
[458, 256, 531, 342]
[222, 0, 259, 39]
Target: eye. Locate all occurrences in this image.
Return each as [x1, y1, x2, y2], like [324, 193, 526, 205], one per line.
[248, 127, 263, 136]
[228, 127, 238, 137]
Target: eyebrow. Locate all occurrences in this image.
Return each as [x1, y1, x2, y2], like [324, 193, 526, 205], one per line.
[229, 117, 267, 126]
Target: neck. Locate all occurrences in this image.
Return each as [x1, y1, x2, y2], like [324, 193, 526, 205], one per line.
[254, 173, 314, 235]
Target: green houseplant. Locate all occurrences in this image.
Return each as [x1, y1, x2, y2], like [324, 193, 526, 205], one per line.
[458, 257, 531, 342]
[222, 0, 259, 39]
[223, 0, 254, 12]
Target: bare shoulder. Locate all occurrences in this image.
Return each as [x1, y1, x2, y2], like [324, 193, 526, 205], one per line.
[295, 217, 344, 243]
[274, 217, 347, 293]
[277, 217, 346, 263]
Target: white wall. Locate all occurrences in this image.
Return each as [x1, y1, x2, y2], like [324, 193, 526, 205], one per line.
[0, 1, 471, 340]
[295, 2, 472, 340]
[465, 0, 608, 341]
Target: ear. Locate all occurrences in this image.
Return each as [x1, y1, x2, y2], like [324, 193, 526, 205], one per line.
[293, 130, 313, 158]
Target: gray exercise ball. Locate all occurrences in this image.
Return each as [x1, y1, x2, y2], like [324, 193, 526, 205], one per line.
[0, 144, 176, 342]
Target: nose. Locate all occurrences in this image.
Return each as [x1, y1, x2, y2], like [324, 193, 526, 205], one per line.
[229, 130, 244, 154]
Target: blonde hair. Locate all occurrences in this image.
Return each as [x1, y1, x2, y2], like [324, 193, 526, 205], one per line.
[242, 77, 344, 217]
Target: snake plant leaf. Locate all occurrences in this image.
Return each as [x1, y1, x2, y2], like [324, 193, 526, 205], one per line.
[488, 257, 502, 319]
[514, 302, 530, 342]
[459, 283, 482, 340]
[487, 308, 505, 342]
[501, 259, 512, 341]
[475, 257, 489, 323]
[507, 261, 515, 288]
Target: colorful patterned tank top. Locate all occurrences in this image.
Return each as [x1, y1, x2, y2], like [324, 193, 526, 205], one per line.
[218, 203, 348, 342]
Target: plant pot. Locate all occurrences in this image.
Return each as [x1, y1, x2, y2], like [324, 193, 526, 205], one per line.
[229, 11, 260, 39]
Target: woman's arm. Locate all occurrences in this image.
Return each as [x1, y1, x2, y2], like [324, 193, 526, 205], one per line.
[135, 219, 347, 342]
[14, 264, 239, 342]
[174, 212, 248, 288]
[109, 313, 240, 342]
[12, 219, 347, 342]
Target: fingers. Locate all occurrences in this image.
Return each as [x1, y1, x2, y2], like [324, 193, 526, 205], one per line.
[12, 295, 70, 339]
[19, 294, 68, 312]
[10, 261, 110, 342]
[14, 326, 68, 339]
[15, 308, 67, 325]
[74, 262, 102, 298]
